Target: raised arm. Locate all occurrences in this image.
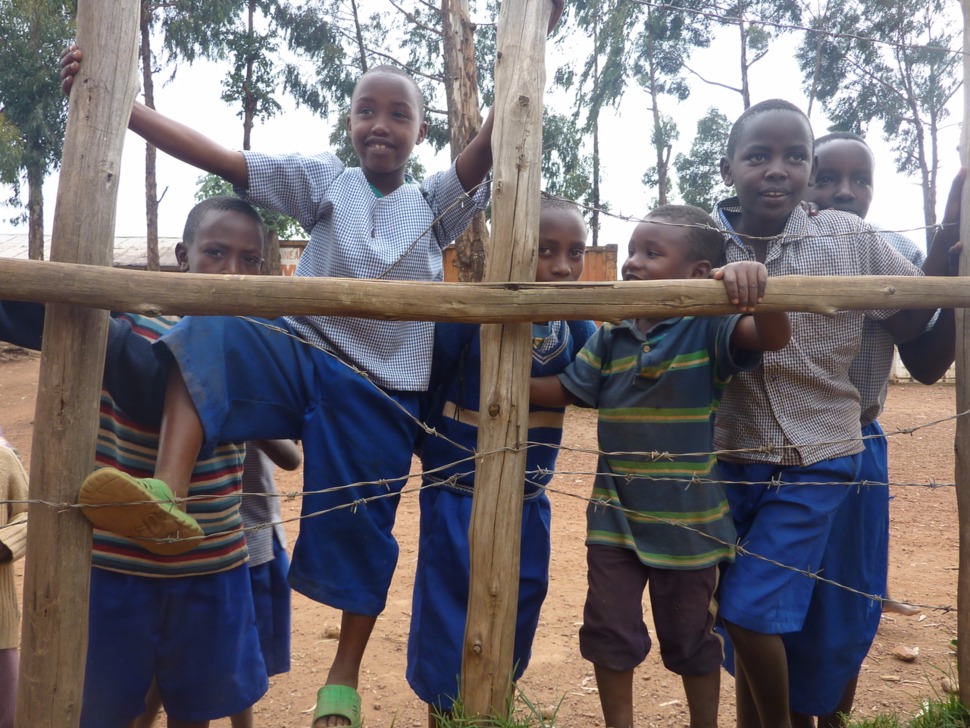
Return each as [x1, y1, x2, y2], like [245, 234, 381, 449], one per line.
[61, 45, 248, 188]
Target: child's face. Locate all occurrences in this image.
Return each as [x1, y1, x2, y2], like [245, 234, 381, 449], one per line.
[807, 139, 874, 220]
[622, 220, 710, 282]
[536, 207, 587, 283]
[175, 210, 265, 275]
[346, 72, 428, 180]
[720, 110, 816, 234]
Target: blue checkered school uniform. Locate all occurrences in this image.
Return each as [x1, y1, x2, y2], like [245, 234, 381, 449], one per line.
[159, 153, 489, 615]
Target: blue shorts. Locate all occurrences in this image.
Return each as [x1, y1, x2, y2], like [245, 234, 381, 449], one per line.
[250, 534, 292, 677]
[158, 316, 422, 615]
[783, 422, 889, 716]
[406, 485, 551, 710]
[717, 454, 860, 634]
[81, 566, 267, 727]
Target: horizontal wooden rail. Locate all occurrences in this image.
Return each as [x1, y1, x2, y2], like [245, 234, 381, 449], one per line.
[0, 257, 968, 321]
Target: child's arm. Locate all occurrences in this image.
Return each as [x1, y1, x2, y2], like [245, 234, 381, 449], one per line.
[895, 168, 964, 383]
[530, 374, 578, 408]
[60, 46, 248, 188]
[453, 0, 563, 193]
[253, 439, 302, 471]
[714, 262, 792, 352]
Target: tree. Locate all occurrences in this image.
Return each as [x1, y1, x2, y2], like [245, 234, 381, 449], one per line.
[136, 0, 238, 268]
[685, 0, 801, 109]
[0, 0, 74, 260]
[674, 107, 734, 211]
[564, 0, 711, 209]
[796, 0, 961, 246]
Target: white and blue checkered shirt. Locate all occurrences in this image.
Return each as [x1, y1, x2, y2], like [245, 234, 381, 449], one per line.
[242, 151, 490, 391]
[713, 199, 922, 466]
[851, 227, 927, 426]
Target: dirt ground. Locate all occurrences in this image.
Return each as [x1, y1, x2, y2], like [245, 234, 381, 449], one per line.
[3, 349, 961, 727]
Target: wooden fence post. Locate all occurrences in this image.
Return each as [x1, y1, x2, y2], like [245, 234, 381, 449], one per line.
[461, 0, 552, 718]
[15, 2, 140, 724]
[956, 0, 970, 706]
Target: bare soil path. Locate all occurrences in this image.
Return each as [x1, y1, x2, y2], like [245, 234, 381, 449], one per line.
[3, 350, 958, 727]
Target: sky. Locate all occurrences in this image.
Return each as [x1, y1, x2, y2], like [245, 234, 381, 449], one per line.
[0, 10, 962, 264]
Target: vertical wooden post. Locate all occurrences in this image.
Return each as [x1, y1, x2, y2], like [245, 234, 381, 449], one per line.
[956, 0, 970, 706]
[15, 2, 140, 725]
[461, 0, 551, 718]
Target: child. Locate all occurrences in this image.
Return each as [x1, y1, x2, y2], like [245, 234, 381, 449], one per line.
[0, 196, 270, 727]
[0, 435, 27, 728]
[530, 204, 792, 728]
[710, 99, 950, 728]
[63, 15, 564, 721]
[240, 439, 302, 682]
[408, 196, 595, 724]
[785, 133, 961, 727]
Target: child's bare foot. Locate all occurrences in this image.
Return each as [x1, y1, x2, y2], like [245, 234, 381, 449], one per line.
[312, 684, 360, 727]
[78, 467, 203, 555]
[884, 598, 922, 616]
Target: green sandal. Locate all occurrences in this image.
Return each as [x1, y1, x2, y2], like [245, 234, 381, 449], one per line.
[78, 467, 203, 555]
[312, 684, 362, 728]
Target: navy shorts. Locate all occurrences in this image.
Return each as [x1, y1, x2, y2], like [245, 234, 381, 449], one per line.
[158, 316, 422, 615]
[249, 534, 292, 677]
[406, 485, 551, 709]
[81, 566, 267, 726]
[783, 423, 889, 715]
[579, 544, 723, 676]
[717, 454, 860, 635]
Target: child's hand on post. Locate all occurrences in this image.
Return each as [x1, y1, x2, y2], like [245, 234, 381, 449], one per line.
[712, 261, 768, 313]
[549, 0, 565, 33]
[60, 44, 81, 96]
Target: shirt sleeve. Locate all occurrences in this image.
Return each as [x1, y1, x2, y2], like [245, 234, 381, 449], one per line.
[713, 314, 762, 381]
[558, 324, 609, 408]
[0, 448, 28, 563]
[103, 316, 167, 425]
[240, 151, 346, 233]
[0, 300, 46, 350]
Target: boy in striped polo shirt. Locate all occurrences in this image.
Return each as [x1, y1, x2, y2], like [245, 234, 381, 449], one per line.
[530, 204, 791, 728]
[0, 196, 270, 727]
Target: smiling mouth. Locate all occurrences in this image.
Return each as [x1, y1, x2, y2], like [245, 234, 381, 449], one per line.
[367, 141, 393, 151]
[761, 190, 788, 199]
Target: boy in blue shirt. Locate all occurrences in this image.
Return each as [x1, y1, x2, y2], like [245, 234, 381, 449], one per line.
[711, 99, 950, 728]
[63, 9, 562, 724]
[530, 204, 791, 728]
[409, 196, 595, 724]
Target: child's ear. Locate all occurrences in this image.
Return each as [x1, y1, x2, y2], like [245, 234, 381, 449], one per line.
[416, 119, 428, 146]
[719, 156, 733, 186]
[809, 153, 819, 186]
[174, 242, 190, 272]
[690, 259, 712, 279]
[345, 114, 353, 135]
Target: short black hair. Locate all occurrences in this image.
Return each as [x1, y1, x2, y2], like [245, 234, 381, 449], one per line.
[540, 193, 586, 218]
[356, 64, 425, 118]
[815, 131, 869, 149]
[182, 196, 266, 248]
[726, 99, 813, 159]
[646, 204, 725, 265]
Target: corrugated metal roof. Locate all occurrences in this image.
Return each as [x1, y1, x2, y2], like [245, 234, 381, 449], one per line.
[0, 234, 182, 270]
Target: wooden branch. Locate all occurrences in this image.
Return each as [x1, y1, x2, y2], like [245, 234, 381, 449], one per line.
[2, 259, 970, 320]
[15, 1, 140, 726]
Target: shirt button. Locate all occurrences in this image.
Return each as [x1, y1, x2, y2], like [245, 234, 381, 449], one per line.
[643, 344, 651, 352]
